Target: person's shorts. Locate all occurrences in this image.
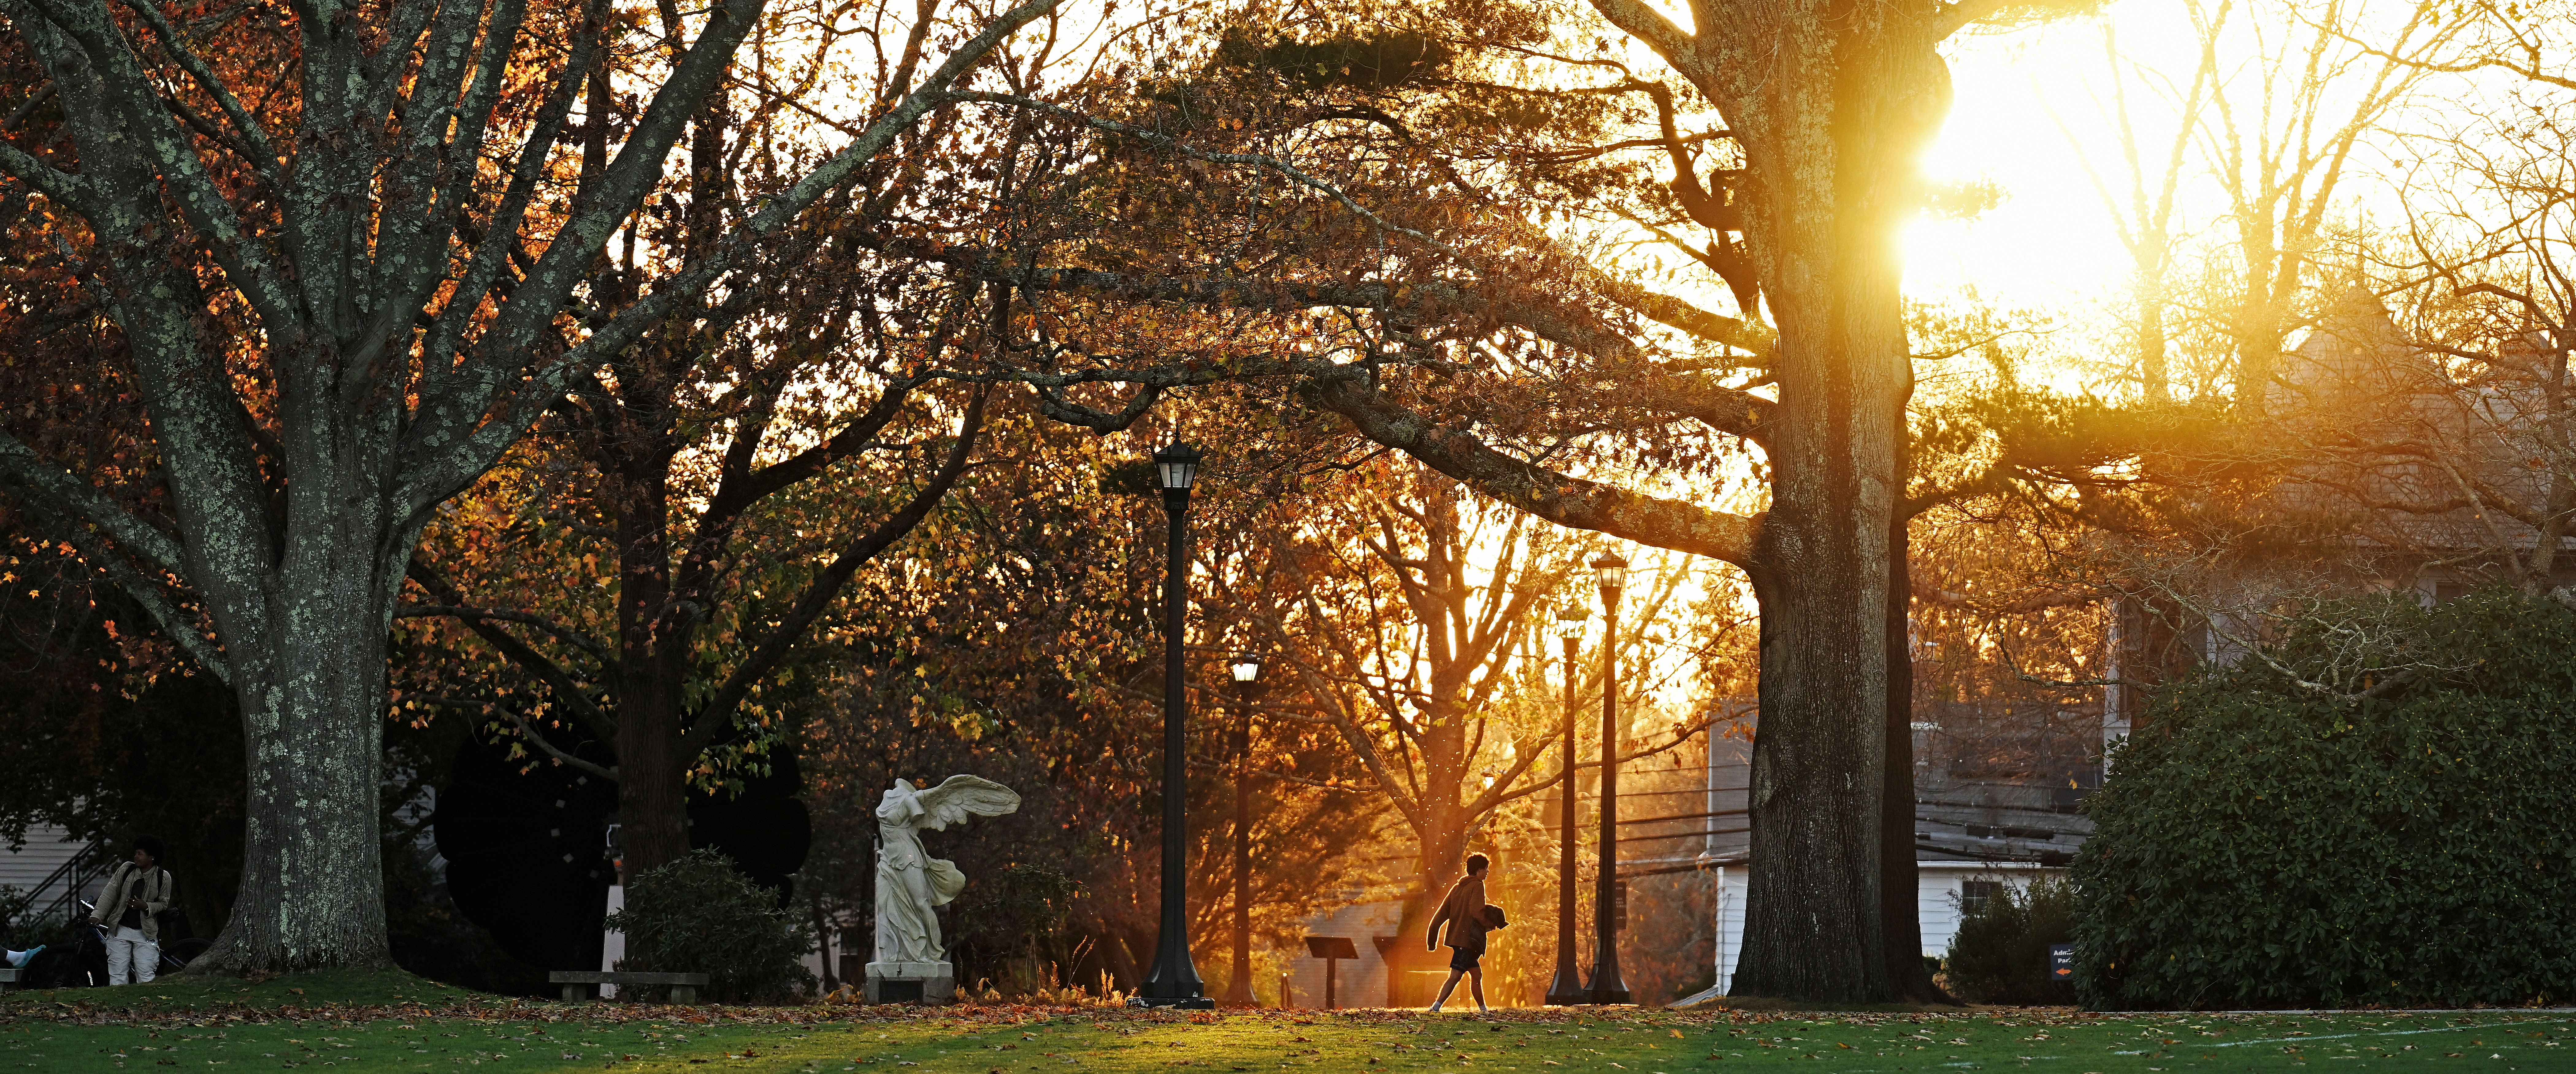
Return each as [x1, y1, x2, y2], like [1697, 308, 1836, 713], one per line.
[1448, 941, 1485, 972]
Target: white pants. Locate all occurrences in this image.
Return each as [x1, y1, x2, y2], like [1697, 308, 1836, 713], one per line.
[105, 926, 157, 985]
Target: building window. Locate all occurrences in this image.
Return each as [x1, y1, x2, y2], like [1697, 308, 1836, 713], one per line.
[1960, 880, 2002, 916]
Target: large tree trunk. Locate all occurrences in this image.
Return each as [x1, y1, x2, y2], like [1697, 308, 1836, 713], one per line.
[1381, 801, 1474, 1005]
[619, 692, 694, 879]
[190, 512, 405, 972]
[1737, 510, 1896, 1002]
[1386, 698, 1478, 947]
[607, 640, 702, 976]
[1596, 0, 1945, 1005]
[1721, 158, 1921, 991]
[1417, 823, 1472, 901]
[615, 472, 696, 881]
[1393, 805, 1473, 940]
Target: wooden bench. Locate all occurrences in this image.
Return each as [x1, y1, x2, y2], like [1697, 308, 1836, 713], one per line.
[548, 970, 710, 1004]
[0, 968, 19, 994]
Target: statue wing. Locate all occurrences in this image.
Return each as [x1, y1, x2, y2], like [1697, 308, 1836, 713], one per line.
[915, 774, 1021, 831]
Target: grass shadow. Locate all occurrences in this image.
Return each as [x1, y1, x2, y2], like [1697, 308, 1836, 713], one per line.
[0, 966, 489, 1015]
[1670, 993, 2028, 1014]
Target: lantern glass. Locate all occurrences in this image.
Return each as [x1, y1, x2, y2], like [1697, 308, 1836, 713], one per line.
[1590, 551, 1630, 591]
[1154, 441, 1202, 491]
[1229, 653, 1263, 683]
[1554, 605, 1588, 640]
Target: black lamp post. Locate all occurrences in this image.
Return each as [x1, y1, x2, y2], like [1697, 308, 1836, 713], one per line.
[1586, 551, 1632, 1004]
[1222, 651, 1263, 1006]
[1544, 602, 1589, 1006]
[1140, 442, 1214, 1008]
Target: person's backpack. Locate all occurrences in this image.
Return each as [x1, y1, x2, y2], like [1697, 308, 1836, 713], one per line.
[1482, 903, 1508, 930]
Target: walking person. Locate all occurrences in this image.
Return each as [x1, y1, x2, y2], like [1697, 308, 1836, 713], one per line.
[1426, 853, 1497, 1013]
[89, 835, 172, 985]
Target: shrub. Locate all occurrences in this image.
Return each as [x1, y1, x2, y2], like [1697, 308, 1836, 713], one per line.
[2073, 588, 2576, 1009]
[948, 864, 1084, 994]
[1943, 876, 2075, 1004]
[0, 883, 41, 952]
[605, 848, 814, 1003]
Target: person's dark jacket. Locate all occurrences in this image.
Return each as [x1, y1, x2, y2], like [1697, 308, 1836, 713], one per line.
[1427, 872, 1489, 951]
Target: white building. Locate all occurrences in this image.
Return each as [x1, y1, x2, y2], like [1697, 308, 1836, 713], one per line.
[0, 824, 110, 925]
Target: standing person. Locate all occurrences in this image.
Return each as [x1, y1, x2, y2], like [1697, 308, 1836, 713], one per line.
[1426, 854, 1493, 1013]
[89, 836, 172, 985]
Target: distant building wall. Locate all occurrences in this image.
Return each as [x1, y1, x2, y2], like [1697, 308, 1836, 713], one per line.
[0, 824, 106, 922]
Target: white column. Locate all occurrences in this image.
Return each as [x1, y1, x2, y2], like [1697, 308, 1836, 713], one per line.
[599, 884, 626, 998]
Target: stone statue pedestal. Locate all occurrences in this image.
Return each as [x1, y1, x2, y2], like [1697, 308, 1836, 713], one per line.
[864, 960, 955, 1004]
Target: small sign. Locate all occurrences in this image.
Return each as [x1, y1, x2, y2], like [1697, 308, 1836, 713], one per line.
[2049, 943, 2076, 981]
[1304, 936, 1358, 960]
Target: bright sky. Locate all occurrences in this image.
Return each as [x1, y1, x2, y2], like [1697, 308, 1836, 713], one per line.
[1910, 0, 2514, 315]
[1912, 1, 2209, 308]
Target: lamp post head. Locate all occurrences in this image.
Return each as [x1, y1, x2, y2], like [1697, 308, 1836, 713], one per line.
[1590, 551, 1629, 600]
[1229, 652, 1264, 683]
[1553, 602, 1589, 641]
[1153, 441, 1203, 494]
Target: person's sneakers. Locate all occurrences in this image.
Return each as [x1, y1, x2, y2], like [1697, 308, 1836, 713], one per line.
[1427, 1001, 1443, 1013]
[5, 945, 41, 968]
[1477, 1003, 1491, 1013]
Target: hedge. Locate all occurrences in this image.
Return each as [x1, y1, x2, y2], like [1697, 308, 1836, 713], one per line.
[1945, 876, 2076, 1004]
[2072, 588, 2576, 1009]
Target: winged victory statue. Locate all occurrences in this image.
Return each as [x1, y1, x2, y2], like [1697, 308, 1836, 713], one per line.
[872, 775, 1022, 971]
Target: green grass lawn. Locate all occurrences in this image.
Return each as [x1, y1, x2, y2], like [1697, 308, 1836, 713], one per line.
[5, 975, 2571, 1074]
